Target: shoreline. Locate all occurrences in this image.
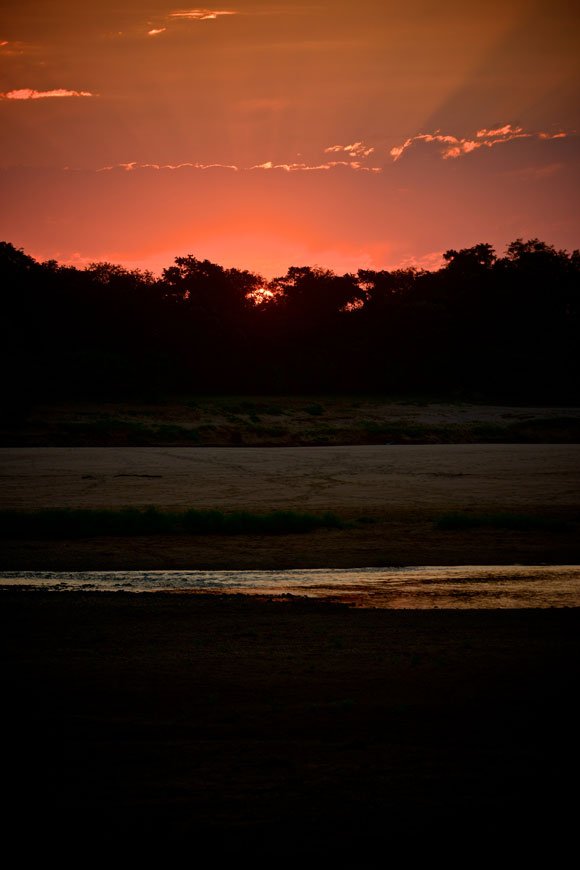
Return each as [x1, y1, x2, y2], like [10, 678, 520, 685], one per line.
[2, 515, 579, 570]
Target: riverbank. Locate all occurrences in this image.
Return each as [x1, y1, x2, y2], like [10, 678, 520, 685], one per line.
[2, 508, 579, 569]
[2, 445, 579, 569]
[4, 397, 580, 446]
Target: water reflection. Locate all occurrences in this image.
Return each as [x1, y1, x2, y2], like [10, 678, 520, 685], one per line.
[1, 565, 579, 608]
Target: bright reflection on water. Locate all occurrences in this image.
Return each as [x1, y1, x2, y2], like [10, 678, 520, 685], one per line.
[1, 565, 580, 608]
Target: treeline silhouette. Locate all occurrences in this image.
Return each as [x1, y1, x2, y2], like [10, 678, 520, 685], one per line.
[2, 239, 579, 401]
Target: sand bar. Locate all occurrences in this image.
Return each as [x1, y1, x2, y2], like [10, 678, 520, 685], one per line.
[2, 444, 580, 511]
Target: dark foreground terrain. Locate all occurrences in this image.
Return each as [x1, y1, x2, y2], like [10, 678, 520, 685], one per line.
[3, 592, 579, 860]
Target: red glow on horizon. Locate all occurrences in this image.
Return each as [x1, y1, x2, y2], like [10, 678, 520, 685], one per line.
[0, 1, 578, 277]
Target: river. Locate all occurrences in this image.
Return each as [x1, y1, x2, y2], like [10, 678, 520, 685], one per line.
[2, 564, 579, 608]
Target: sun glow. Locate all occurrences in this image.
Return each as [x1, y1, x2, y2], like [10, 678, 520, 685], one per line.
[249, 286, 276, 305]
[1, 0, 577, 280]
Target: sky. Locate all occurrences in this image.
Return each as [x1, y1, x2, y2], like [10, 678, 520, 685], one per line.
[1, 0, 579, 278]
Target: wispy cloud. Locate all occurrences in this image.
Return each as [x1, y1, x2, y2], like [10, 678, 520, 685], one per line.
[251, 160, 332, 171]
[249, 141, 381, 173]
[324, 141, 374, 158]
[0, 88, 95, 100]
[349, 163, 382, 173]
[169, 9, 237, 21]
[250, 160, 381, 172]
[142, 8, 237, 40]
[390, 124, 569, 161]
[476, 124, 515, 138]
[96, 161, 238, 172]
[92, 158, 381, 174]
[146, 5, 297, 37]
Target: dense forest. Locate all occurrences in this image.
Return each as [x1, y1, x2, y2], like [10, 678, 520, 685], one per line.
[2, 238, 579, 401]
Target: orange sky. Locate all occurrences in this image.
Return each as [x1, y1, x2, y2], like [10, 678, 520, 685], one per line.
[1, 1, 579, 277]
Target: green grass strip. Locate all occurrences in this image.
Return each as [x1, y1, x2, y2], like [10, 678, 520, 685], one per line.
[0, 507, 343, 539]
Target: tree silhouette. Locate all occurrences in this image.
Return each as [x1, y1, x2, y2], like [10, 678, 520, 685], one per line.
[162, 256, 261, 319]
[270, 266, 365, 324]
[1, 239, 578, 400]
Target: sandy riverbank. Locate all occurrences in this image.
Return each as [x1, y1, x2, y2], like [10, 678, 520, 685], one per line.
[1, 445, 579, 568]
[3, 444, 580, 511]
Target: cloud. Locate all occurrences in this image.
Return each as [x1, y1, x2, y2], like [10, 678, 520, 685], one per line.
[146, 5, 293, 36]
[1, 88, 94, 101]
[169, 9, 237, 20]
[390, 124, 569, 161]
[141, 8, 237, 40]
[324, 141, 375, 158]
[251, 160, 333, 171]
[96, 161, 238, 172]
[91, 158, 382, 174]
[250, 160, 381, 173]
